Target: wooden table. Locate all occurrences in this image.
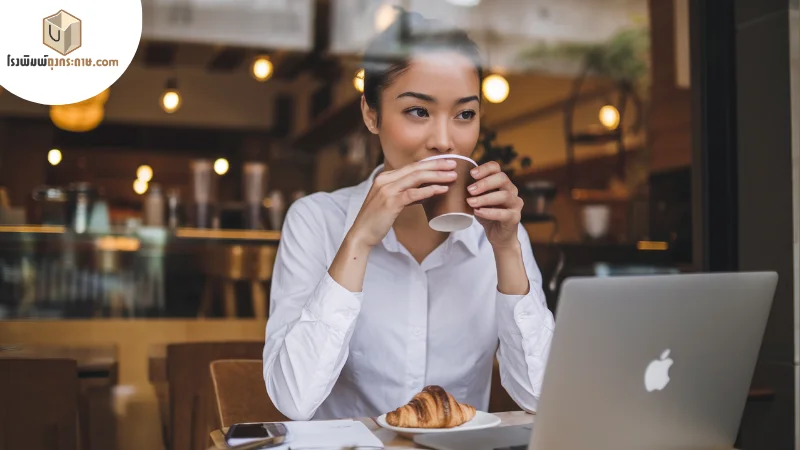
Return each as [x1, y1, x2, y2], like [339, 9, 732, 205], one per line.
[0, 343, 117, 372]
[0, 343, 119, 450]
[209, 411, 534, 449]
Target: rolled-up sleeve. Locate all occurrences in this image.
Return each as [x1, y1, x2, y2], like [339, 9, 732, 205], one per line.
[262, 198, 362, 421]
[495, 224, 555, 413]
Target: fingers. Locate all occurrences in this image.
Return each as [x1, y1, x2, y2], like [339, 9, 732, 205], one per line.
[469, 161, 502, 180]
[401, 185, 449, 205]
[474, 207, 520, 223]
[389, 169, 457, 192]
[468, 172, 517, 197]
[375, 158, 456, 186]
[467, 190, 520, 209]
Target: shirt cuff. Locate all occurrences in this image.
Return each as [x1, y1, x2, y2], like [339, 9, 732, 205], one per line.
[496, 283, 551, 337]
[302, 272, 363, 334]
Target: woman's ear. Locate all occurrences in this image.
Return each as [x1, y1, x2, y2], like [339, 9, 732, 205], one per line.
[361, 95, 378, 134]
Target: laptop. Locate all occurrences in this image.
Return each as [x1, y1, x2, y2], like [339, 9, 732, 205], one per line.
[414, 271, 778, 450]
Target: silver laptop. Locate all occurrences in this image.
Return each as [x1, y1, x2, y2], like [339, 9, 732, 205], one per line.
[414, 271, 778, 450]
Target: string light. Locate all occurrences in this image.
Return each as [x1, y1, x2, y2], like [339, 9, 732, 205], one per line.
[214, 158, 229, 175]
[251, 55, 273, 82]
[48, 149, 62, 166]
[136, 165, 153, 182]
[133, 179, 148, 195]
[599, 105, 620, 129]
[482, 74, 509, 103]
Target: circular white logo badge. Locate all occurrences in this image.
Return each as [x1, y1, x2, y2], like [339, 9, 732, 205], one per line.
[0, 0, 142, 105]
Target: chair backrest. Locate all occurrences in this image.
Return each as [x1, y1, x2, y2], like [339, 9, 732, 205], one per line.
[0, 358, 79, 450]
[209, 359, 288, 428]
[166, 341, 264, 450]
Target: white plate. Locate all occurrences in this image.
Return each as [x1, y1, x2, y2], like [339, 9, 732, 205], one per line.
[375, 410, 501, 435]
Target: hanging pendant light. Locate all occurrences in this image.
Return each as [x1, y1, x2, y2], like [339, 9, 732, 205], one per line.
[50, 88, 109, 132]
[251, 55, 274, 82]
[160, 78, 182, 113]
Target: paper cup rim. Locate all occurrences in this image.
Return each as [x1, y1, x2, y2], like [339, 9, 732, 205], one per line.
[420, 154, 478, 167]
[428, 212, 474, 232]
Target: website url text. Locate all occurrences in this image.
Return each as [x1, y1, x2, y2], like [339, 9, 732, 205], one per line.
[7, 55, 119, 69]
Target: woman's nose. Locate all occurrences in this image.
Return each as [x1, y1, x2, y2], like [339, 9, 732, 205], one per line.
[426, 119, 454, 153]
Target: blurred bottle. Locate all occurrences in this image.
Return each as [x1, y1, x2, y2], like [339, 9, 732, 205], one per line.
[190, 159, 216, 228]
[243, 162, 268, 229]
[143, 183, 165, 227]
[167, 187, 182, 229]
[267, 190, 285, 231]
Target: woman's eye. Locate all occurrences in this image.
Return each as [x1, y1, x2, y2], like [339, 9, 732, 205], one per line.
[457, 110, 476, 120]
[406, 107, 429, 118]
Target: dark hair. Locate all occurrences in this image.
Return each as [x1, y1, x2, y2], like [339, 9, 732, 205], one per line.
[362, 9, 484, 126]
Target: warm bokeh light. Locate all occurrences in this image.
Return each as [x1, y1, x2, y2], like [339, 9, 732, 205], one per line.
[353, 69, 365, 93]
[48, 149, 62, 166]
[599, 105, 621, 129]
[49, 88, 109, 132]
[374, 3, 399, 32]
[136, 165, 153, 182]
[133, 179, 148, 195]
[160, 90, 181, 113]
[251, 56, 274, 82]
[482, 74, 509, 103]
[214, 158, 229, 175]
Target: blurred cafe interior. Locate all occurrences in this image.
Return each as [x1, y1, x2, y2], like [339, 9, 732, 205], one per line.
[0, 0, 797, 450]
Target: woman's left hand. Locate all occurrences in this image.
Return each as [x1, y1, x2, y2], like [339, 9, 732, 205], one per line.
[466, 161, 524, 250]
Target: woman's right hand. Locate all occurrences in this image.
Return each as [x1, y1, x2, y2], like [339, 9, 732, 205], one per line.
[347, 158, 457, 249]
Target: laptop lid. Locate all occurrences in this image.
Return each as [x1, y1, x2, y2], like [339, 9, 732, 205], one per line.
[528, 272, 778, 450]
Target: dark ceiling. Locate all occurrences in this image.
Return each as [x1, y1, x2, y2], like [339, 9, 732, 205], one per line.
[132, 0, 343, 83]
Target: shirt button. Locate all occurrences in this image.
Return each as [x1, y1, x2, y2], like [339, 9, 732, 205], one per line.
[414, 327, 423, 336]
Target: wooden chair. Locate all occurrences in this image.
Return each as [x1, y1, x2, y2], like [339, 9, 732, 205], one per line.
[198, 245, 277, 318]
[209, 359, 288, 428]
[166, 342, 265, 450]
[0, 358, 79, 450]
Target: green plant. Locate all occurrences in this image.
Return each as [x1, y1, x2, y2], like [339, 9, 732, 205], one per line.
[517, 26, 651, 90]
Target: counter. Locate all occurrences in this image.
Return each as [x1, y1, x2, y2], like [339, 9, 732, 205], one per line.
[0, 225, 280, 319]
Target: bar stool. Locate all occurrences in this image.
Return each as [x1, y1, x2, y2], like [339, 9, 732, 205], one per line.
[198, 244, 277, 318]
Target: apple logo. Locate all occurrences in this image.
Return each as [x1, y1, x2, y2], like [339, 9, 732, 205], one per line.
[644, 349, 674, 392]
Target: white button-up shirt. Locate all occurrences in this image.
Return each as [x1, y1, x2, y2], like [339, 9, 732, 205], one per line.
[262, 165, 555, 421]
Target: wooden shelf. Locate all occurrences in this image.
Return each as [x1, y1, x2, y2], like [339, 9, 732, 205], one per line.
[569, 129, 622, 145]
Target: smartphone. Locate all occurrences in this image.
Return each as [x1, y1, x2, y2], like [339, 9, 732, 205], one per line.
[225, 422, 288, 448]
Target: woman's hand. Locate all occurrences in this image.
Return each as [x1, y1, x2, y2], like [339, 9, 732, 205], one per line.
[467, 161, 524, 251]
[347, 158, 457, 250]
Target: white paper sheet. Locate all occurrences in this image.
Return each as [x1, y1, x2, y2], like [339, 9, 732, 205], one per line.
[228, 420, 385, 450]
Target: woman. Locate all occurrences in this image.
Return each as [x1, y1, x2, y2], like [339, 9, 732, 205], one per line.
[263, 11, 554, 421]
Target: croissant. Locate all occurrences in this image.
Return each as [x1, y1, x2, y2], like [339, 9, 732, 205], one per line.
[386, 385, 476, 428]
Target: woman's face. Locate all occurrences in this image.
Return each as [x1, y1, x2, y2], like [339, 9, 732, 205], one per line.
[361, 51, 481, 171]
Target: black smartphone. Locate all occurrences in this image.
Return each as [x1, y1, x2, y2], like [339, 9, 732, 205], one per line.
[225, 422, 288, 448]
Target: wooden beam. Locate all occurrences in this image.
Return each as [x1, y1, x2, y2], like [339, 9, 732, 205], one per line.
[486, 85, 616, 131]
[143, 41, 178, 68]
[273, 0, 331, 80]
[207, 46, 248, 72]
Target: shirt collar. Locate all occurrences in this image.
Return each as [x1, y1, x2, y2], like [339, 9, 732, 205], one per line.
[341, 164, 482, 256]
